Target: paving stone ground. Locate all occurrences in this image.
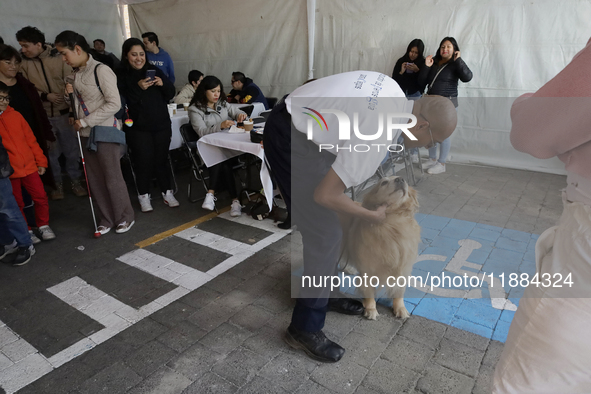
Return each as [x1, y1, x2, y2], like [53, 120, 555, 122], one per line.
[0, 160, 565, 393]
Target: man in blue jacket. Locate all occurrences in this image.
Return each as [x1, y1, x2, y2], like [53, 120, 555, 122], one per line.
[228, 72, 269, 110]
[142, 32, 175, 83]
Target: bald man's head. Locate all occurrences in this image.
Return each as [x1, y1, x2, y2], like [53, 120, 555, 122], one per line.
[405, 96, 457, 149]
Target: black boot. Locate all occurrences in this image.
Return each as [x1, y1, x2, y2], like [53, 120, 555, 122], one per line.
[284, 325, 345, 363]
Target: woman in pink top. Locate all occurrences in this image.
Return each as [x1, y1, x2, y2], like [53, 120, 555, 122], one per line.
[493, 38, 591, 393]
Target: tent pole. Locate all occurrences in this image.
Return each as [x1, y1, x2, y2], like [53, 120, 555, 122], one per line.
[307, 0, 316, 80]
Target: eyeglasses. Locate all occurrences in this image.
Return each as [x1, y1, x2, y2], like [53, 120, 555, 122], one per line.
[427, 127, 435, 149]
[0, 96, 10, 102]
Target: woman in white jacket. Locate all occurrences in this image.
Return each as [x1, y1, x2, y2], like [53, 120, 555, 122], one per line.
[188, 75, 246, 216]
[56, 31, 134, 235]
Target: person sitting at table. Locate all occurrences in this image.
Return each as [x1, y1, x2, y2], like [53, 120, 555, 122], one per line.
[116, 37, 179, 213]
[188, 75, 247, 217]
[227, 71, 269, 110]
[173, 69, 203, 104]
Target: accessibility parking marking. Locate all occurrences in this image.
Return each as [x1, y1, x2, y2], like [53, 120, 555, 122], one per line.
[356, 213, 537, 343]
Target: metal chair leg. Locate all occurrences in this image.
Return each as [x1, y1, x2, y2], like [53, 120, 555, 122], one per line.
[168, 154, 178, 195]
[403, 149, 417, 186]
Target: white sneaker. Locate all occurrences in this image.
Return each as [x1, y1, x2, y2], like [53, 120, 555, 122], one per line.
[29, 230, 41, 245]
[38, 225, 56, 241]
[138, 193, 153, 212]
[96, 225, 111, 235]
[162, 190, 180, 208]
[422, 159, 438, 169]
[411, 153, 419, 163]
[115, 220, 135, 234]
[230, 200, 242, 217]
[0, 240, 18, 260]
[202, 193, 216, 211]
[427, 162, 446, 174]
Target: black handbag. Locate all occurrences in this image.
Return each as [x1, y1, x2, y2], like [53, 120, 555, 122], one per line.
[250, 129, 263, 144]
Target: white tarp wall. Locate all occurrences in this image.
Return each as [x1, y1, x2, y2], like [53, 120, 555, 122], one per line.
[128, 0, 591, 174]
[4, 0, 587, 174]
[313, 0, 591, 174]
[128, 0, 308, 99]
[0, 0, 124, 60]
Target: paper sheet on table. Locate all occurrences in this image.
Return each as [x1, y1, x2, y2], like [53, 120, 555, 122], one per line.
[227, 125, 247, 134]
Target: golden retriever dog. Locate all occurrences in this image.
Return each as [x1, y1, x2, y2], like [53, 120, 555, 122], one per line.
[343, 176, 421, 320]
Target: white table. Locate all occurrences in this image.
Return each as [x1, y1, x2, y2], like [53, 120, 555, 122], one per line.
[169, 103, 265, 151]
[228, 102, 265, 118]
[197, 131, 273, 210]
[170, 110, 189, 150]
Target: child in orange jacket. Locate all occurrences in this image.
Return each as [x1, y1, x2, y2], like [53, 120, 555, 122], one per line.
[0, 82, 55, 241]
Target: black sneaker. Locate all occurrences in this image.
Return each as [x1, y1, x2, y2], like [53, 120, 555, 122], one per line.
[284, 325, 345, 362]
[13, 246, 35, 266]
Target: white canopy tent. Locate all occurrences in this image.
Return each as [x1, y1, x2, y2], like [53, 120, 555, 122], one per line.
[0, 0, 125, 62]
[1, 0, 590, 175]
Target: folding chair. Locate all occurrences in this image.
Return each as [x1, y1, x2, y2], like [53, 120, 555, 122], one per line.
[382, 141, 423, 186]
[179, 123, 217, 211]
[347, 141, 424, 201]
[240, 105, 254, 117]
[260, 110, 272, 121]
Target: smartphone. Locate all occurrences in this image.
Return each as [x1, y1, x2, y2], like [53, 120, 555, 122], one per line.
[145, 69, 156, 81]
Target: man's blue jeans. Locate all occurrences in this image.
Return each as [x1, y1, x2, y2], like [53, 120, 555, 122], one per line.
[0, 178, 31, 247]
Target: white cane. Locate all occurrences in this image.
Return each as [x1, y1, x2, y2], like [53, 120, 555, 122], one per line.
[70, 92, 101, 238]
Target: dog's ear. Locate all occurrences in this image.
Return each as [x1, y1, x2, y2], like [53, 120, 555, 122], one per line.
[408, 187, 419, 212]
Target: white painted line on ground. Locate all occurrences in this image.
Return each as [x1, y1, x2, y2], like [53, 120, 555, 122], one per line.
[0, 214, 291, 393]
[0, 352, 53, 394]
[219, 211, 292, 234]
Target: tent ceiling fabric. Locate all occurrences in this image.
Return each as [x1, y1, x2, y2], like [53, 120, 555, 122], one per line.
[0, 0, 124, 53]
[128, 0, 308, 99]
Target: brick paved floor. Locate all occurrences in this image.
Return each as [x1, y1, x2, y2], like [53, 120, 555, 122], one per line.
[0, 161, 566, 393]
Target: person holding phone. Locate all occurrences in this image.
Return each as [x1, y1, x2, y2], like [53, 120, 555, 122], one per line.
[392, 39, 425, 99]
[116, 38, 179, 213]
[392, 39, 426, 163]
